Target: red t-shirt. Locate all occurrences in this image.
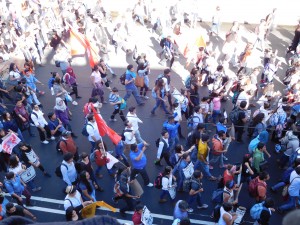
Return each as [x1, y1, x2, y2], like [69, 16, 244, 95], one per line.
[132, 211, 142, 225]
[223, 170, 234, 185]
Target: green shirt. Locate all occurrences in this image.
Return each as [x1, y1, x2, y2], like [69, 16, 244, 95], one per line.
[253, 148, 264, 173]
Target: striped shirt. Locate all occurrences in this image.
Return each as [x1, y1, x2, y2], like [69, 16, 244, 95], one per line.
[109, 93, 120, 109]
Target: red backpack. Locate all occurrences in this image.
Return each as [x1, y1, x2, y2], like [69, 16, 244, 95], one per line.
[248, 177, 266, 197]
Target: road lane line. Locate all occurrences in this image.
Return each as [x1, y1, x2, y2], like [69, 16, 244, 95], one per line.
[5, 194, 215, 224]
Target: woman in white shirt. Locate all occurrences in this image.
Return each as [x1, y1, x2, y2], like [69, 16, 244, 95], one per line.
[90, 65, 105, 103]
[159, 166, 176, 203]
[8, 62, 22, 87]
[218, 202, 237, 225]
[64, 185, 92, 215]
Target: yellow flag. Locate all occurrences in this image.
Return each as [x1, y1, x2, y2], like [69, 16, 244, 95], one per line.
[81, 201, 117, 218]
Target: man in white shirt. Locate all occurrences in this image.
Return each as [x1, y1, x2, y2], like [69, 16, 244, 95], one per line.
[126, 106, 145, 143]
[192, 106, 204, 129]
[31, 104, 54, 144]
[155, 130, 172, 166]
[162, 69, 173, 110]
[123, 121, 136, 152]
[86, 114, 101, 152]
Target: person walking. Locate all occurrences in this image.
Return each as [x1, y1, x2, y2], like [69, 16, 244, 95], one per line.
[129, 142, 153, 187]
[109, 87, 126, 122]
[126, 106, 145, 143]
[123, 64, 144, 106]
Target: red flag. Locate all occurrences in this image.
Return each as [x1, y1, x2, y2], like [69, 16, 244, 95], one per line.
[92, 106, 108, 137]
[106, 126, 122, 145]
[91, 106, 121, 144]
[69, 28, 87, 56]
[85, 39, 99, 68]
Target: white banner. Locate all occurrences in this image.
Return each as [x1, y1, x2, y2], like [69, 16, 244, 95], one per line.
[183, 162, 194, 179]
[1, 133, 21, 154]
[105, 152, 119, 169]
[168, 186, 176, 199]
[141, 206, 153, 225]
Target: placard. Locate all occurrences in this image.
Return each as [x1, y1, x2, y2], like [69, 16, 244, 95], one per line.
[1, 133, 21, 154]
[183, 162, 194, 179]
[141, 206, 153, 225]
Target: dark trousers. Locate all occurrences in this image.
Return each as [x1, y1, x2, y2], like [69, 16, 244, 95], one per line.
[13, 188, 31, 206]
[69, 84, 79, 98]
[235, 125, 244, 142]
[140, 85, 149, 96]
[158, 151, 173, 167]
[111, 108, 126, 121]
[130, 167, 150, 185]
[120, 196, 135, 213]
[37, 125, 51, 141]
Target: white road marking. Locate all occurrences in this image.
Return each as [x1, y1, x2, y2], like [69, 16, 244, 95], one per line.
[4, 193, 215, 225]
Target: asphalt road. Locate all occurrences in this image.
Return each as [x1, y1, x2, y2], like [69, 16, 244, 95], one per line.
[0, 21, 295, 224]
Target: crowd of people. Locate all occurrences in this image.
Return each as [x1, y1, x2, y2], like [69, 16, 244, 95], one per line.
[0, 0, 300, 225]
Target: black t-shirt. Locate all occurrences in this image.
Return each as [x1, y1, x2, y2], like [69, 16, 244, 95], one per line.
[7, 205, 25, 217]
[259, 208, 271, 225]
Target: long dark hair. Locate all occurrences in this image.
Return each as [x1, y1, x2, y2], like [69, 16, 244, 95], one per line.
[9, 63, 16, 72]
[79, 170, 93, 193]
[252, 113, 265, 126]
[9, 154, 19, 168]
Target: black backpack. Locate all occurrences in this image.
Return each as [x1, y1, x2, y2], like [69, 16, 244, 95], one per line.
[120, 72, 126, 85]
[121, 129, 133, 141]
[159, 38, 166, 48]
[55, 163, 68, 178]
[213, 204, 222, 222]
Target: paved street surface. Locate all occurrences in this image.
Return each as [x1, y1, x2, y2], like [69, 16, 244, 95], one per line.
[0, 20, 295, 224]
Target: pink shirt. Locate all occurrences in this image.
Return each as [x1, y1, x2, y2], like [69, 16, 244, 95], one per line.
[213, 97, 221, 110]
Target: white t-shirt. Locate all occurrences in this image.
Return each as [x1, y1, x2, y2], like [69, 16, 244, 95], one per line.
[162, 77, 170, 92]
[162, 175, 173, 191]
[126, 113, 142, 131]
[124, 129, 136, 145]
[9, 162, 24, 175]
[91, 71, 102, 84]
[64, 191, 82, 210]
[31, 110, 48, 127]
[86, 121, 101, 142]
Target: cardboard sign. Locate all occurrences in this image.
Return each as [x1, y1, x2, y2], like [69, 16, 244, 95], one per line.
[130, 179, 144, 197]
[81, 201, 116, 218]
[141, 206, 153, 225]
[183, 162, 194, 179]
[1, 133, 21, 154]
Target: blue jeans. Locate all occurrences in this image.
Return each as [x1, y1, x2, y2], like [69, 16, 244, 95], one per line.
[212, 110, 221, 124]
[160, 190, 173, 201]
[90, 141, 96, 153]
[279, 196, 297, 211]
[194, 160, 212, 178]
[272, 181, 285, 191]
[177, 170, 185, 190]
[188, 192, 203, 208]
[151, 98, 168, 114]
[169, 136, 179, 153]
[135, 130, 144, 144]
[209, 154, 224, 168]
[124, 89, 142, 104]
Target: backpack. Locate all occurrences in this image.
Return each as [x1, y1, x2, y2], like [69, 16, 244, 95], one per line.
[185, 76, 191, 89]
[212, 204, 222, 222]
[154, 173, 164, 189]
[113, 181, 124, 197]
[155, 74, 164, 86]
[229, 107, 241, 125]
[211, 188, 230, 204]
[159, 38, 166, 48]
[55, 60, 60, 67]
[56, 138, 67, 153]
[55, 163, 68, 178]
[155, 137, 161, 148]
[248, 177, 266, 198]
[269, 113, 279, 126]
[250, 202, 267, 220]
[120, 72, 126, 85]
[121, 129, 133, 141]
[81, 124, 93, 137]
[182, 177, 196, 192]
[90, 150, 96, 162]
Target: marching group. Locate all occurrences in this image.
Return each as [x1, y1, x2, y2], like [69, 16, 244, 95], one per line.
[1, 1, 300, 225]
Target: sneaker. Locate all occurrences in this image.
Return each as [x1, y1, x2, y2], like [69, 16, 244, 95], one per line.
[44, 172, 51, 177]
[138, 102, 145, 106]
[144, 96, 149, 99]
[197, 204, 208, 209]
[147, 183, 154, 187]
[150, 111, 155, 115]
[102, 101, 108, 104]
[209, 165, 214, 170]
[76, 96, 82, 99]
[50, 136, 55, 140]
[32, 187, 42, 192]
[41, 140, 49, 144]
[26, 202, 34, 207]
[39, 91, 45, 95]
[187, 208, 194, 213]
[112, 197, 118, 203]
[223, 156, 228, 161]
[208, 176, 217, 181]
[154, 160, 162, 166]
[109, 118, 117, 122]
[72, 101, 78, 105]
